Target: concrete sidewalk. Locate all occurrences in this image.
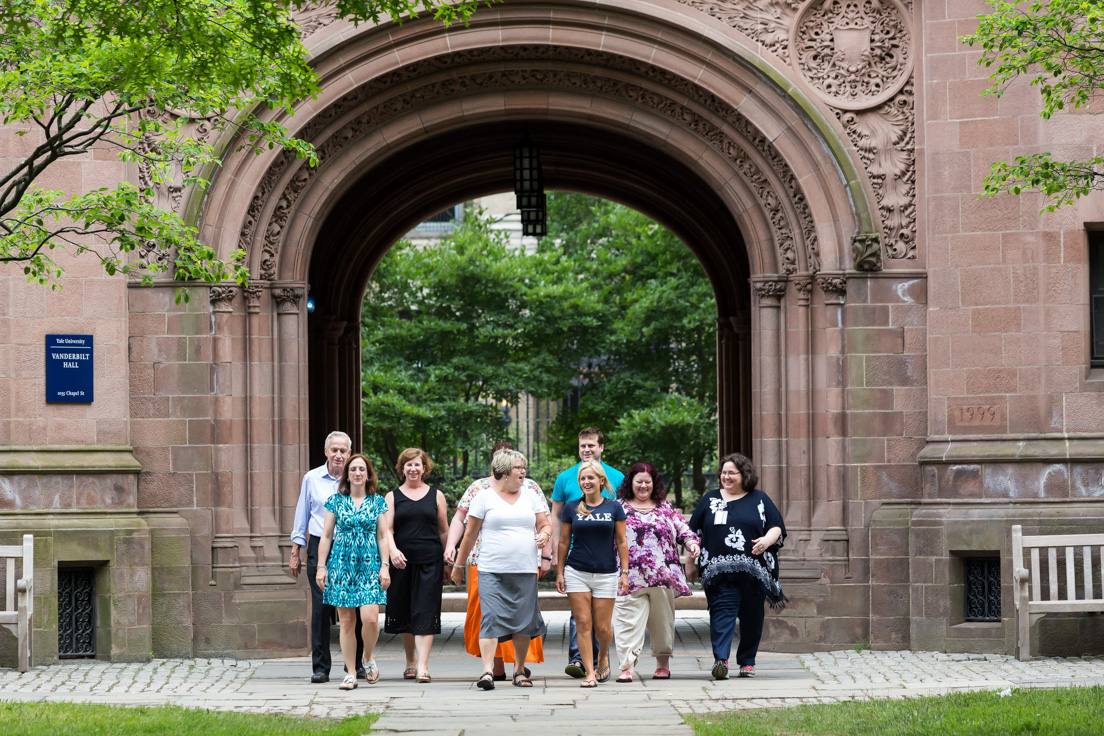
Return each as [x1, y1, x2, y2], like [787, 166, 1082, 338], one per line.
[2, 611, 1104, 735]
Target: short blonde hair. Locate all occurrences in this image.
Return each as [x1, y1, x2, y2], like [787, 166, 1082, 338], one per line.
[575, 459, 610, 516]
[491, 449, 526, 480]
[395, 447, 434, 482]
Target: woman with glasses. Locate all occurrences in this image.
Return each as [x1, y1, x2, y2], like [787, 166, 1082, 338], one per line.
[688, 453, 786, 680]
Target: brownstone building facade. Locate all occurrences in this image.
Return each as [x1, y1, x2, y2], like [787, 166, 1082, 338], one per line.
[2, 0, 1103, 664]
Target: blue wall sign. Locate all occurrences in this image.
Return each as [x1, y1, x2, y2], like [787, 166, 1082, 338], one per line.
[46, 334, 94, 403]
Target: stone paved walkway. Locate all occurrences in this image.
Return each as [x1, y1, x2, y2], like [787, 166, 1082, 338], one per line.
[2, 611, 1104, 734]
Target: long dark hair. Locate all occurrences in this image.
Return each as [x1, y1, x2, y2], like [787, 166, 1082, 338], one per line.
[617, 462, 666, 504]
[340, 454, 379, 496]
[719, 452, 758, 491]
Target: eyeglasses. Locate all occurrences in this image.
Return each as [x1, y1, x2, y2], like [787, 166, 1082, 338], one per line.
[719, 471, 741, 477]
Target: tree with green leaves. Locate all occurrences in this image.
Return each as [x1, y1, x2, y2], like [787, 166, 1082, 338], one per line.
[361, 210, 601, 484]
[544, 193, 717, 505]
[0, 0, 484, 299]
[965, 0, 1104, 210]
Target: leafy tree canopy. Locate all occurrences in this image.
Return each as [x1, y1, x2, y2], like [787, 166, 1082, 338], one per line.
[361, 195, 718, 507]
[0, 0, 485, 300]
[361, 210, 601, 484]
[964, 0, 1104, 210]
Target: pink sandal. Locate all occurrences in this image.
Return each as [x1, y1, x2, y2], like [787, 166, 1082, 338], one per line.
[653, 667, 671, 679]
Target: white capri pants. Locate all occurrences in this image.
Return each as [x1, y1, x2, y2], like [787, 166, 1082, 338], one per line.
[614, 586, 676, 671]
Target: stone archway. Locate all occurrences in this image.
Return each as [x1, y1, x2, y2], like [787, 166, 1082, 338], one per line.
[163, 0, 906, 651]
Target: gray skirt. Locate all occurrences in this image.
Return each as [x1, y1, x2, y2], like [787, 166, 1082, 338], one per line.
[477, 571, 547, 641]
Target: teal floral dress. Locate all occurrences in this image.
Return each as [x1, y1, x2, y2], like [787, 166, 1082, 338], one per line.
[323, 493, 388, 607]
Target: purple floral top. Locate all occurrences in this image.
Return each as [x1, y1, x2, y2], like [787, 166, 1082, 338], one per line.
[621, 499, 699, 597]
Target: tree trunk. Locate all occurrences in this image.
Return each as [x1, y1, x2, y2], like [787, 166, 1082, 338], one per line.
[673, 471, 683, 509]
[381, 428, 400, 483]
[462, 449, 469, 478]
[692, 453, 705, 493]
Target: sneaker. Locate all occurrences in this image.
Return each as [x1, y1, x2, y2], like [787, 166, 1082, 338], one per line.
[564, 660, 585, 678]
[738, 665, 755, 678]
[711, 659, 729, 680]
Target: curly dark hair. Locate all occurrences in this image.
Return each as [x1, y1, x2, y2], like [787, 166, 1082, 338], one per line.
[617, 462, 666, 504]
[719, 452, 758, 491]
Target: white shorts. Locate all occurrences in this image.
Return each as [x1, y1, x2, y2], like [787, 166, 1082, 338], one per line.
[563, 565, 619, 598]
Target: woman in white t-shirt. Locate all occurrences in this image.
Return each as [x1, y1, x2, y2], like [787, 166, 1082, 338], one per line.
[451, 449, 552, 690]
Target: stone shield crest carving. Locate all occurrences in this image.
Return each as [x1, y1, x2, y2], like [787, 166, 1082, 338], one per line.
[791, 0, 913, 111]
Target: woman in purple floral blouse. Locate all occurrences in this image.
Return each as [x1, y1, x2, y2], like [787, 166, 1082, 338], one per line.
[612, 463, 700, 682]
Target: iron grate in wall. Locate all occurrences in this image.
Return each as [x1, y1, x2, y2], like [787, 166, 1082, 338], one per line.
[58, 567, 96, 658]
[964, 557, 1002, 622]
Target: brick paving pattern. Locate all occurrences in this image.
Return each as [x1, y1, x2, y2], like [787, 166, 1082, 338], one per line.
[2, 613, 1103, 734]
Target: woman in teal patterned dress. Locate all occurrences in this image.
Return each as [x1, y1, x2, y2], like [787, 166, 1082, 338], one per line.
[317, 454, 391, 690]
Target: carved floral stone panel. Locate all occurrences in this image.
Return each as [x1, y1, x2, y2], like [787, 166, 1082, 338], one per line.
[240, 46, 823, 281]
[672, 0, 916, 262]
[791, 0, 913, 111]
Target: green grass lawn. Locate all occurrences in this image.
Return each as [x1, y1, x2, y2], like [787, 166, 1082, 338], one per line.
[686, 686, 1104, 736]
[0, 701, 378, 735]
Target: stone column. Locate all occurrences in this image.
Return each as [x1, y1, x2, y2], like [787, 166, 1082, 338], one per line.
[273, 286, 306, 561]
[790, 276, 814, 532]
[751, 277, 787, 505]
[717, 317, 737, 455]
[816, 273, 849, 553]
[339, 323, 362, 453]
[243, 284, 281, 569]
[209, 286, 251, 571]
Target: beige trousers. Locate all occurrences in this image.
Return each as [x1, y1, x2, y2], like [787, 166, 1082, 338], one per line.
[613, 586, 676, 671]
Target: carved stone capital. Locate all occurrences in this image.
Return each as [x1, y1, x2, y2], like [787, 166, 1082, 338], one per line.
[852, 232, 883, 272]
[273, 287, 304, 314]
[816, 273, 847, 305]
[752, 277, 788, 307]
[793, 276, 813, 304]
[209, 285, 237, 313]
[243, 285, 264, 313]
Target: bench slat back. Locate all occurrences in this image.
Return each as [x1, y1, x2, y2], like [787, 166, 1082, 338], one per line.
[1013, 525, 1104, 605]
[0, 535, 32, 615]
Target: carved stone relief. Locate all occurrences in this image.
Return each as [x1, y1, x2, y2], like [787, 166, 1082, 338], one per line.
[273, 287, 305, 313]
[240, 46, 822, 280]
[673, 0, 916, 262]
[816, 273, 847, 304]
[209, 285, 237, 312]
[792, 0, 912, 111]
[753, 278, 789, 305]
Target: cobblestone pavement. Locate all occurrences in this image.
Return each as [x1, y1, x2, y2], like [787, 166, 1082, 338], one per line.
[2, 612, 1104, 734]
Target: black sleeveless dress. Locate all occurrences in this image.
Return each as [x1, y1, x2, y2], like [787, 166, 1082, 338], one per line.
[384, 486, 444, 635]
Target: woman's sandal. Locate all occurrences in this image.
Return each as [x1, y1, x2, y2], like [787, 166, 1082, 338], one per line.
[653, 667, 671, 680]
[494, 666, 530, 682]
[417, 672, 432, 683]
[512, 671, 533, 687]
[616, 671, 634, 683]
[476, 671, 495, 690]
[339, 674, 358, 691]
[580, 677, 598, 688]
[403, 666, 417, 680]
[365, 662, 381, 684]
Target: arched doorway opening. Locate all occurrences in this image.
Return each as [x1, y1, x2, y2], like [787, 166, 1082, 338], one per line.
[304, 120, 753, 477]
[190, 1, 879, 649]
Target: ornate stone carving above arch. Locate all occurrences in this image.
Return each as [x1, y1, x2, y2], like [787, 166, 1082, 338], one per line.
[673, 0, 914, 262]
[791, 0, 913, 111]
[237, 46, 825, 281]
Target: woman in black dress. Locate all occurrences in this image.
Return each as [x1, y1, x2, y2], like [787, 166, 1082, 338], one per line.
[688, 453, 785, 680]
[385, 447, 449, 683]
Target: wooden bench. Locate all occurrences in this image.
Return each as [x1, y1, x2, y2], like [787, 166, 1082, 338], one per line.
[1011, 525, 1104, 661]
[0, 534, 33, 671]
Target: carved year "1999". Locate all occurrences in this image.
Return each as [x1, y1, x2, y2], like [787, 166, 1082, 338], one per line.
[956, 405, 1000, 425]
